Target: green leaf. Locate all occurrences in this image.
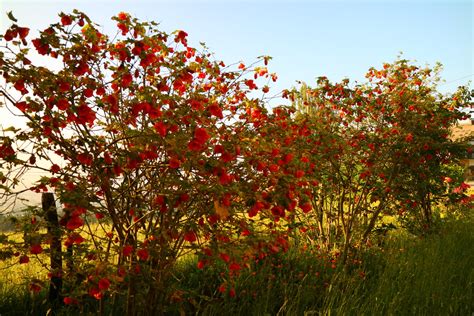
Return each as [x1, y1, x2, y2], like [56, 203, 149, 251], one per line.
[2, 126, 20, 133]
[7, 11, 17, 22]
[0, 185, 11, 193]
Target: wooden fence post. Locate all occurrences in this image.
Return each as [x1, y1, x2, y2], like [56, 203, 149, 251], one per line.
[42, 192, 63, 304]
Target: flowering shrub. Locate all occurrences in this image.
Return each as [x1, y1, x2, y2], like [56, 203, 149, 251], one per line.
[288, 60, 472, 258]
[0, 10, 472, 314]
[0, 10, 280, 313]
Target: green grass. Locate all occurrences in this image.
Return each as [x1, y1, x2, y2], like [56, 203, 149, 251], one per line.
[173, 211, 474, 315]
[171, 249, 333, 315]
[1, 211, 473, 315]
[320, 214, 474, 315]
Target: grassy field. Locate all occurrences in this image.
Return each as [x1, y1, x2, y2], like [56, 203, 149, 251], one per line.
[171, 211, 474, 315]
[0, 210, 473, 315]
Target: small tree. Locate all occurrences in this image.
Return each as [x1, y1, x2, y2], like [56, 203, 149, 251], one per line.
[288, 60, 471, 261]
[0, 10, 278, 313]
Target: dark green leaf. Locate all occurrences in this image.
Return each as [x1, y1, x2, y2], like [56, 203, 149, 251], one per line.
[7, 11, 17, 22]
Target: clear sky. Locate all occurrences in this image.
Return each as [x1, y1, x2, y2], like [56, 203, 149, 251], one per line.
[1, 0, 472, 97]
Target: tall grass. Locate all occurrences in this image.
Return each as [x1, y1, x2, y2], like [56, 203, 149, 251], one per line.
[1, 212, 473, 315]
[175, 212, 474, 315]
[321, 213, 474, 315]
[0, 257, 49, 316]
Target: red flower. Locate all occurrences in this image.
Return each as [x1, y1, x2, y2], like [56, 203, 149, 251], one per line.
[154, 195, 165, 206]
[188, 140, 202, 151]
[117, 12, 129, 21]
[295, 170, 305, 178]
[15, 101, 29, 112]
[71, 207, 87, 217]
[89, 287, 103, 300]
[71, 233, 85, 244]
[98, 277, 111, 290]
[194, 127, 210, 144]
[103, 152, 113, 164]
[153, 122, 167, 137]
[59, 81, 71, 92]
[271, 205, 284, 217]
[56, 99, 69, 110]
[29, 282, 42, 293]
[219, 253, 230, 263]
[83, 88, 94, 98]
[453, 182, 471, 193]
[61, 15, 73, 26]
[218, 284, 226, 293]
[32, 38, 49, 55]
[65, 233, 84, 246]
[19, 255, 29, 264]
[208, 104, 223, 118]
[95, 213, 104, 220]
[283, 153, 294, 164]
[180, 193, 190, 202]
[269, 164, 279, 172]
[184, 231, 197, 243]
[77, 153, 93, 166]
[113, 164, 123, 176]
[197, 260, 205, 269]
[0, 143, 15, 158]
[50, 164, 61, 173]
[300, 203, 312, 213]
[66, 216, 84, 230]
[443, 176, 453, 183]
[175, 30, 188, 45]
[137, 248, 149, 261]
[229, 262, 241, 271]
[63, 296, 77, 305]
[190, 99, 204, 111]
[219, 170, 233, 185]
[405, 133, 413, 142]
[30, 244, 43, 255]
[74, 62, 89, 76]
[121, 73, 133, 87]
[3, 29, 16, 41]
[117, 23, 128, 35]
[105, 94, 119, 113]
[220, 151, 234, 162]
[96, 87, 106, 95]
[76, 103, 96, 126]
[122, 245, 134, 257]
[241, 229, 251, 237]
[245, 79, 257, 90]
[17, 27, 29, 39]
[13, 80, 26, 93]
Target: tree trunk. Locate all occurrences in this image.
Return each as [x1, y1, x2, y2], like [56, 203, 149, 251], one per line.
[421, 193, 432, 231]
[42, 192, 63, 305]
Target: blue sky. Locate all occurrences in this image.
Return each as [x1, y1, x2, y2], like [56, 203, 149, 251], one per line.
[1, 0, 472, 98]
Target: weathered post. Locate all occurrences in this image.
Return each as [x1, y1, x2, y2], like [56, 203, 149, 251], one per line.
[42, 192, 63, 304]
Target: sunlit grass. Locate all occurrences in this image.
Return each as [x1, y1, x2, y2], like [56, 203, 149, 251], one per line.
[320, 210, 474, 315]
[0, 205, 473, 315]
